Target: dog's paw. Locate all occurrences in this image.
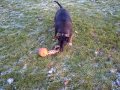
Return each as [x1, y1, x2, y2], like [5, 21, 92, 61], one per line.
[68, 43, 72, 46]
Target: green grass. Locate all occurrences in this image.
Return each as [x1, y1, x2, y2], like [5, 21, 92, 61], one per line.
[0, 0, 120, 90]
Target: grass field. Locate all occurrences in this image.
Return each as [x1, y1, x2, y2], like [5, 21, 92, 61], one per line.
[0, 0, 120, 90]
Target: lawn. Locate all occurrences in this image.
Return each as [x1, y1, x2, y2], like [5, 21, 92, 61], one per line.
[0, 0, 120, 90]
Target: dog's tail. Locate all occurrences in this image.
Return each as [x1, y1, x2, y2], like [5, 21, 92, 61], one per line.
[54, 1, 63, 8]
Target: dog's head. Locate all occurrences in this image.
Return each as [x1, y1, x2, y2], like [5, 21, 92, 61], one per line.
[56, 33, 69, 51]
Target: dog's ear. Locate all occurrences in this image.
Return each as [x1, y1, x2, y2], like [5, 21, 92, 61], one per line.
[65, 34, 69, 37]
[56, 33, 61, 37]
[55, 33, 61, 39]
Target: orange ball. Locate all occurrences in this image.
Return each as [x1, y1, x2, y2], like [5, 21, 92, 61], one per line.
[38, 48, 48, 57]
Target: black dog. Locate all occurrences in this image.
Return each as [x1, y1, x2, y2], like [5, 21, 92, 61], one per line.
[54, 1, 73, 52]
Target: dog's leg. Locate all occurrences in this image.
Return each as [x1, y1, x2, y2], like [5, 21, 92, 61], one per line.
[68, 34, 73, 46]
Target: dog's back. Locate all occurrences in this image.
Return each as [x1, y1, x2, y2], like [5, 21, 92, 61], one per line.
[55, 9, 72, 33]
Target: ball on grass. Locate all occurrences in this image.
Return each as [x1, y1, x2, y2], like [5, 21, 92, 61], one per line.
[38, 48, 48, 57]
